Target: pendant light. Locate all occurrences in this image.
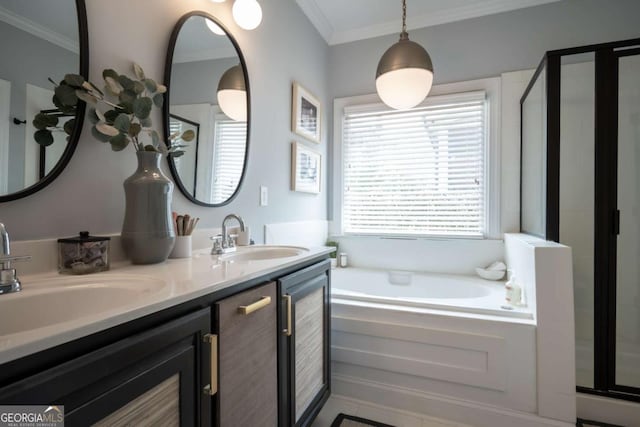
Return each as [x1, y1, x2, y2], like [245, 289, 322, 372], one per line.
[232, 0, 262, 30]
[217, 64, 247, 122]
[376, 0, 434, 110]
[205, 19, 225, 36]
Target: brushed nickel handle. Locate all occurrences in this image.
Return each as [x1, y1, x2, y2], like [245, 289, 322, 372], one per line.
[283, 295, 292, 336]
[237, 296, 271, 315]
[203, 334, 218, 396]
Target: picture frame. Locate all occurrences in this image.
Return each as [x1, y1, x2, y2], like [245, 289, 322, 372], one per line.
[292, 82, 321, 143]
[291, 141, 321, 194]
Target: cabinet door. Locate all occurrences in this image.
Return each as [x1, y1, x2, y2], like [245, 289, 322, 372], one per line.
[215, 281, 278, 427]
[278, 260, 331, 427]
[0, 308, 212, 427]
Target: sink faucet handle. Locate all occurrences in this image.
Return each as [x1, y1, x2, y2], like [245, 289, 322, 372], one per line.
[210, 235, 224, 254]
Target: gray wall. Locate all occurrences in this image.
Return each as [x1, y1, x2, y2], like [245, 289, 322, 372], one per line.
[0, 0, 329, 241]
[2, 0, 640, 242]
[328, 0, 640, 99]
[171, 57, 238, 105]
[0, 23, 78, 192]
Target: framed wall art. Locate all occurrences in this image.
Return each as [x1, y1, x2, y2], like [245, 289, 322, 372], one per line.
[292, 82, 321, 143]
[291, 141, 321, 194]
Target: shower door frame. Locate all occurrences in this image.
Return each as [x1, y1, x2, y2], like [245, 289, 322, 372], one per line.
[520, 37, 640, 403]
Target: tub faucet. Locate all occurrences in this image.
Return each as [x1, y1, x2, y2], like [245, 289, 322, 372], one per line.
[0, 222, 31, 295]
[211, 214, 246, 255]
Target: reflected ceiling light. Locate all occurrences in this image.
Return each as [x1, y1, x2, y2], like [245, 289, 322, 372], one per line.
[205, 19, 225, 35]
[232, 0, 262, 30]
[217, 64, 247, 122]
[375, 0, 434, 110]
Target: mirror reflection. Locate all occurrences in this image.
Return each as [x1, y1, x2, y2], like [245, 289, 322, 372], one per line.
[0, 0, 83, 197]
[167, 14, 248, 206]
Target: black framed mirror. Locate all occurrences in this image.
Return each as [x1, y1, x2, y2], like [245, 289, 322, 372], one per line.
[164, 12, 250, 207]
[0, 0, 88, 202]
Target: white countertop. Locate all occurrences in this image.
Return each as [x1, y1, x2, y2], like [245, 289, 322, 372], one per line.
[0, 245, 332, 365]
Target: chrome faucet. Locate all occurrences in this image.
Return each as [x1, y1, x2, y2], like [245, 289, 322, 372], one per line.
[0, 222, 31, 294]
[211, 214, 245, 255]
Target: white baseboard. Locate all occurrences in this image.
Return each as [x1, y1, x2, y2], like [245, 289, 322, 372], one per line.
[333, 374, 574, 427]
[577, 393, 640, 427]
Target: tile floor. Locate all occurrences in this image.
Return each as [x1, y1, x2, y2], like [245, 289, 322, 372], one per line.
[312, 395, 470, 427]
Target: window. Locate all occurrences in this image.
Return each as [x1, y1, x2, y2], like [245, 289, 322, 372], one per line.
[333, 78, 500, 239]
[211, 116, 246, 203]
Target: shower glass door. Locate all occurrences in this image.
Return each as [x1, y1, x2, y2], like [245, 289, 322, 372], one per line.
[615, 51, 640, 389]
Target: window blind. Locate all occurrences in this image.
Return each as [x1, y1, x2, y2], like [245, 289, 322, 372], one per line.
[211, 118, 246, 203]
[342, 92, 487, 237]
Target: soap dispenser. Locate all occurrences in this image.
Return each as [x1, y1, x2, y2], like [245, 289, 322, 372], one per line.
[505, 271, 522, 306]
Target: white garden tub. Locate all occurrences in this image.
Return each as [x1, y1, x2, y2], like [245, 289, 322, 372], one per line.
[331, 267, 531, 319]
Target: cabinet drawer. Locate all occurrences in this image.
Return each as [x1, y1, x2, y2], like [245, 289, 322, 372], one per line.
[216, 281, 278, 427]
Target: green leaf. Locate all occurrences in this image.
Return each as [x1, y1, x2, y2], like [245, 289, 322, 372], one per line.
[118, 75, 135, 91]
[113, 113, 131, 133]
[34, 129, 54, 146]
[63, 118, 76, 136]
[181, 129, 195, 142]
[118, 89, 136, 106]
[55, 84, 78, 106]
[52, 94, 76, 115]
[104, 109, 119, 124]
[133, 97, 152, 120]
[133, 63, 146, 80]
[33, 113, 58, 130]
[109, 133, 129, 151]
[139, 117, 152, 128]
[64, 74, 85, 87]
[103, 69, 119, 81]
[143, 78, 157, 92]
[104, 76, 122, 95]
[86, 80, 104, 96]
[75, 89, 97, 105]
[150, 130, 160, 147]
[92, 125, 111, 142]
[133, 81, 145, 94]
[128, 123, 141, 137]
[96, 121, 120, 137]
[144, 144, 157, 152]
[152, 93, 164, 108]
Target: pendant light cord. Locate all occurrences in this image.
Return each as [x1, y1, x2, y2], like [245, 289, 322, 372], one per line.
[400, 0, 409, 40]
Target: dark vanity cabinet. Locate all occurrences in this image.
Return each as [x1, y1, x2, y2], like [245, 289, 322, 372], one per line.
[0, 308, 212, 426]
[0, 259, 331, 426]
[278, 260, 331, 427]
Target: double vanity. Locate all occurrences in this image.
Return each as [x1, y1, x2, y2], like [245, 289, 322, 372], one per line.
[0, 245, 332, 426]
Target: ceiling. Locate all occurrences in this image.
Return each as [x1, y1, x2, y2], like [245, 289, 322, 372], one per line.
[295, 0, 563, 45]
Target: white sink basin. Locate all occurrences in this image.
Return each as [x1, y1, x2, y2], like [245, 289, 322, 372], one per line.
[0, 275, 167, 336]
[218, 246, 308, 262]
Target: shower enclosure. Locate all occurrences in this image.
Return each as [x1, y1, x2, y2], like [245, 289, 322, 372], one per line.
[521, 38, 640, 401]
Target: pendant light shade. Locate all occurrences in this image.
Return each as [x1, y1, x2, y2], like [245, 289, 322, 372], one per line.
[376, 0, 434, 110]
[217, 64, 247, 122]
[232, 0, 262, 30]
[205, 19, 225, 35]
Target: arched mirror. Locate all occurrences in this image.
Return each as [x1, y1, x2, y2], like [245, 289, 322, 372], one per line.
[164, 12, 250, 206]
[0, 0, 88, 202]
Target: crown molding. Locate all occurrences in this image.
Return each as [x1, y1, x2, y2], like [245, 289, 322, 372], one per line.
[298, 0, 562, 46]
[295, 0, 333, 43]
[0, 5, 78, 53]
